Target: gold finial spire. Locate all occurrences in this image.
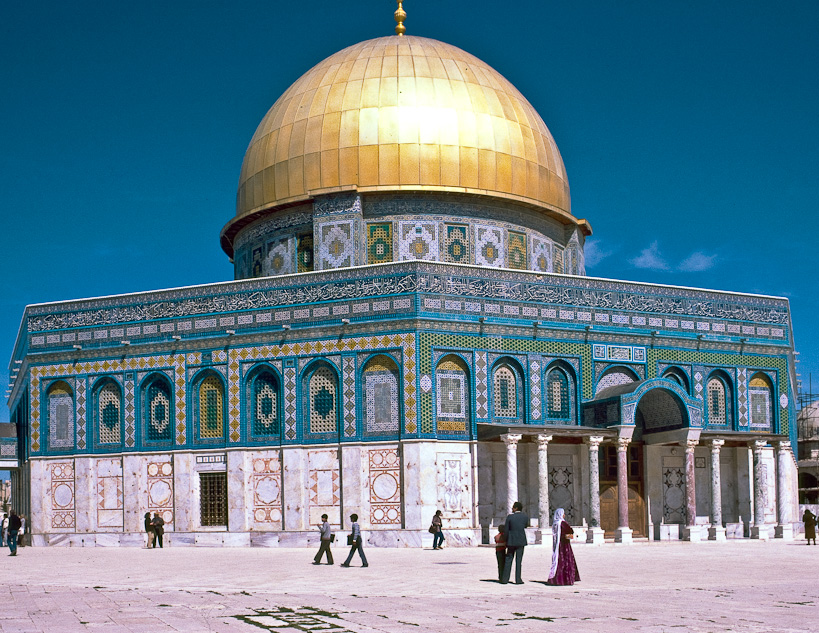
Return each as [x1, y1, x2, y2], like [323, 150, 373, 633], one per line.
[394, 0, 406, 36]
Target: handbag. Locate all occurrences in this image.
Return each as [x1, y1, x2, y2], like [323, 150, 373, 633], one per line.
[428, 525, 436, 534]
[330, 534, 335, 543]
[347, 534, 354, 546]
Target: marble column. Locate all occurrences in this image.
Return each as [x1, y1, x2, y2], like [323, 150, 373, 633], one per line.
[707, 439, 726, 541]
[501, 434, 522, 516]
[750, 440, 770, 540]
[774, 441, 794, 540]
[586, 436, 605, 545]
[535, 434, 553, 544]
[614, 437, 633, 544]
[683, 439, 702, 542]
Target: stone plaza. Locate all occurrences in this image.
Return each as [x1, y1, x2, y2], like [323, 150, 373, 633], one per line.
[0, 540, 815, 632]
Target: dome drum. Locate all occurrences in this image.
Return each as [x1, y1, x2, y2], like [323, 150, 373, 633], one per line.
[231, 191, 586, 279]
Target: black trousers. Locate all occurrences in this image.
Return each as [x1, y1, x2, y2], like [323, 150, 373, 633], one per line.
[153, 530, 163, 548]
[314, 539, 333, 564]
[501, 546, 524, 584]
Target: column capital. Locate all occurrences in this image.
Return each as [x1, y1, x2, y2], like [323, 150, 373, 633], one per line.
[685, 439, 698, 454]
[751, 439, 768, 453]
[776, 440, 792, 452]
[616, 437, 631, 452]
[501, 433, 522, 448]
[709, 439, 725, 451]
[536, 434, 553, 448]
[585, 435, 605, 449]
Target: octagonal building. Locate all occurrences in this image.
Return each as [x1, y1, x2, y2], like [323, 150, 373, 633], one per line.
[6, 26, 800, 547]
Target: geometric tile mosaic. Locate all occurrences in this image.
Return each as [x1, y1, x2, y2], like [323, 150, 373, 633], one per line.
[75, 379, 86, 450]
[398, 221, 438, 262]
[737, 367, 748, 427]
[343, 356, 356, 437]
[475, 351, 488, 419]
[530, 235, 552, 272]
[50, 461, 75, 529]
[475, 225, 504, 267]
[368, 447, 401, 525]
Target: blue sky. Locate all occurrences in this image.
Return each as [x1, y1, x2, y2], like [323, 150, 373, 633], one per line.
[2, 1, 818, 419]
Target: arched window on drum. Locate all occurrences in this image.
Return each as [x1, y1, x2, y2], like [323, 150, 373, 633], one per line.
[95, 379, 122, 446]
[662, 367, 690, 393]
[749, 373, 774, 430]
[546, 368, 570, 420]
[248, 368, 281, 437]
[47, 381, 74, 450]
[436, 356, 470, 434]
[595, 367, 638, 396]
[362, 355, 400, 436]
[144, 375, 173, 443]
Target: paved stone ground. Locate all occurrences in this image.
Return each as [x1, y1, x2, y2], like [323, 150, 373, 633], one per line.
[0, 539, 816, 632]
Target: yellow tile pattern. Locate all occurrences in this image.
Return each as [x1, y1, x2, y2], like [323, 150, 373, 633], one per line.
[231, 35, 571, 228]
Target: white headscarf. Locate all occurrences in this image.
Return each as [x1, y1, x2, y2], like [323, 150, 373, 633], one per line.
[548, 508, 565, 580]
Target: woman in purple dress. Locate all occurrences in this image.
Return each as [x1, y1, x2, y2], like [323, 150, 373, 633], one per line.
[547, 508, 580, 586]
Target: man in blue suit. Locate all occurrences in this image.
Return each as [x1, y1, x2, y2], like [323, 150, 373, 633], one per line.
[500, 501, 529, 584]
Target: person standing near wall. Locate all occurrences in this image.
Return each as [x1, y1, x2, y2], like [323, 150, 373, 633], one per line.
[7, 510, 21, 556]
[144, 512, 155, 548]
[500, 501, 529, 585]
[1, 513, 7, 547]
[431, 510, 445, 550]
[803, 509, 817, 545]
[151, 512, 165, 548]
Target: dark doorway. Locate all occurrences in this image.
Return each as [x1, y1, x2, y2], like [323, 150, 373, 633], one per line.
[599, 444, 645, 537]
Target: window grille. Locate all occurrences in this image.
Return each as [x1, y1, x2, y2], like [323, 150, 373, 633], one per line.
[707, 379, 726, 425]
[48, 383, 74, 449]
[749, 374, 772, 428]
[199, 376, 224, 439]
[147, 380, 172, 441]
[547, 369, 570, 419]
[98, 382, 121, 443]
[493, 366, 517, 417]
[199, 472, 227, 526]
[253, 372, 279, 436]
[309, 366, 337, 434]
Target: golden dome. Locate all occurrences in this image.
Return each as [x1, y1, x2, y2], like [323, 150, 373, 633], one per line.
[224, 35, 575, 248]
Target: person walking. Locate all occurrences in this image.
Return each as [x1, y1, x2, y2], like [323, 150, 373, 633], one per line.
[151, 512, 165, 548]
[1, 513, 7, 547]
[547, 508, 580, 586]
[431, 510, 445, 550]
[7, 510, 21, 556]
[500, 501, 529, 584]
[494, 524, 507, 582]
[18, 515, 26, 547]
[144, 512, 155, 548]
[803, 509, 817, 545]
[313, 514, 334, 565]
[340, 513, 368, 567]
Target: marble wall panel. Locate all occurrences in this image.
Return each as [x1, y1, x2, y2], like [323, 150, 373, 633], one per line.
[341, 445, 365, 528]
[227, 451, 248, 532]
[283, 448, 307, 531]
[50, 460, 75, 530]
[172, 453, 193, 532]
[249, 451, 282, 530]
[147, 455, 174, 528]
[122, 454, 143, 533]
[436, 448, 471, 526]
[96, 457, 123, 530]
[307, 449, 341, 526]
[74, 457, 93, 533]
[367, 446, 401, 526]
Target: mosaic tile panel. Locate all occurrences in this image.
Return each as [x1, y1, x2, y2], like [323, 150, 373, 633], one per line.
[475, 351, 488, 419]
[251, 455, 282, 527]
[297, 233, 314, 273]
[228, 351, 241, 442]
[147, 459, 174, 526]
[96, 458, 123, 529]
[531, 235, 553, 272]
[475, 225, 504, 267]
[284, 366, 297, 441]
[308, 367, 338, 434]
[737, 368, 748, 426]
[553, 246, 564, 274]
[48, 383, 74, 449]
[443, 224, 470, 264]
[507, 231, 527, 270]
[97, 382, 121, 444]
[263, 237, 295, 276]
[368, 447, 401, 525]
[343, 356, 356, 437]
[75, 379, 86, 450]
[492, 365, 517, 417]
[124, 375, 135, 448]
[595, 370, 636, 396]
[50, 461, 75, 529]
[318, 220, 355, 269]
[364, 370, 399, 434]
[398, 221, 438, 261]
[530, 358, 542, 420]
[367, 223, 393, 264]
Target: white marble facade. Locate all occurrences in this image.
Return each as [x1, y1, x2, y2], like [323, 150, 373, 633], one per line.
[26, 441, 480, 547]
